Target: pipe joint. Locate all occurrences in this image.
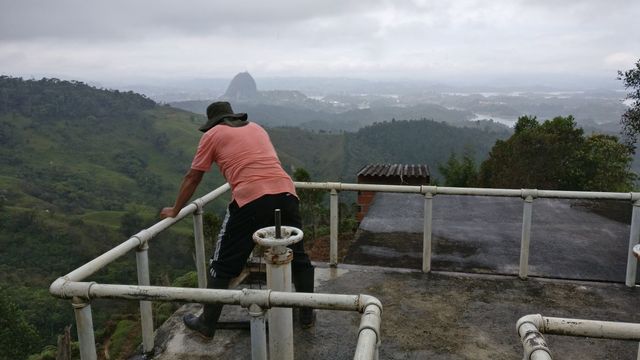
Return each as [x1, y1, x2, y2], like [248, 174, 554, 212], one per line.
[49, 277, 69, 298]
[517, 314, 544, 333]
[136, 239, 149, 252]
[358, 295, 383, 314]
[521, 189, 538, 201]
[192, 198, 205, 214]
[240, 288, 270, 309]
[132, 229, 151, 246]
[421, 185, 438, 196]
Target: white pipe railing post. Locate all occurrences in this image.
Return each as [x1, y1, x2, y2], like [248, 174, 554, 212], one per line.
[135, 240, 154, 354]
[519, 192, 535, 280]
[193, 201, 208, 289]
[72, 298, 97, 360]
[330, 188, 339, 267]
[625, 197, 640, 287]
[248, 304, 268, 360]
[422, 192, 434, 273]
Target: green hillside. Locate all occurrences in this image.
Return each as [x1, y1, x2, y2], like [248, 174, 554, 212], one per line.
[0, 77, 508, 358]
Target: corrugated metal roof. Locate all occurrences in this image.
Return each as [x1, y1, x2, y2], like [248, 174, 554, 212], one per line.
[357, 164, 430, 178]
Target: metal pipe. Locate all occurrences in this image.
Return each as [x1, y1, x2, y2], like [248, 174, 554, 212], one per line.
[54, 280, 383, 358]
[254, 222, 300, 360]
[135, 241, 154, 354]
[517, 314, 640, 360]
[330, 189, 339, 267]
[294, 181, 637, 201]
[626, 200, 640, 287]
[541, 317, 640, 340]
[192, 206, 207, 289]
[422, 193, 433, 273]
[520, 195, 534, 279]
[353, 302, 382, 360]
[248, 304, 268, 360]
[54, 281, 375, 312]
[265, 246, 294, 359]
[72, 298, 97, 360]
[62, 183, 232, 282]
[516, 314, 552, 360]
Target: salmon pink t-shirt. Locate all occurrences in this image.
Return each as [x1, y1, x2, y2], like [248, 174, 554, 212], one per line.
[191, 122, 297, 207]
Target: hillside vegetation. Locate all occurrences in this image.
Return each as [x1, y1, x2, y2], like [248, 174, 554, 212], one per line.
[0, 77, 508, 358]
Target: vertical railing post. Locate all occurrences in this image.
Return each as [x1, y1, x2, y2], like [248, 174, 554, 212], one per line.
[72, 298, 97, 360]
[625, 197, 640, 287]
[193, 201, 208, 288]
[136, 240, 154, 354]
[330, 188, 339, 267]
[249, 304, 268, 360]
[519, 193, 534, 280]
[422, 192, 434, 273]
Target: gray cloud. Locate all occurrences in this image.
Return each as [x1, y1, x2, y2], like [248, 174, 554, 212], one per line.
[0, 0, 638, 82]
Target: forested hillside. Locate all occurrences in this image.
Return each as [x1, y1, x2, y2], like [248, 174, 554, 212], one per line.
[170, 99, 475, 132]
[0, 77, 508, 358]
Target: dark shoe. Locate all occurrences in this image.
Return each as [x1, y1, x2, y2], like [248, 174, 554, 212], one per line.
[293, 266, 315, 328]
[183, 313, 216, 338]
[300, 308, 316, 329]
[183, 276, 230, 339]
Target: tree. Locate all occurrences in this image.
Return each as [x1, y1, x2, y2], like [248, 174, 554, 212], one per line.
[478, 115, 635, 192]
[292, 167, 325, 240]
[618, 58, 640, 148]
[438, 150, 478, 187]
[0, 290, 39, 359]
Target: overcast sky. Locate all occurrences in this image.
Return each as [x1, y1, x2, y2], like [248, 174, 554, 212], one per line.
[1, 0, 638, 87]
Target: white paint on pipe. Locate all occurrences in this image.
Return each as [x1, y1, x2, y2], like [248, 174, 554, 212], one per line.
[518, 314, 640, 360]
[519, 196, 533, 279]
[541, 317, 640, 340]
[330, 189, 339, 267]
[265, 248, 294, 360]
[422, 193, 433, 273]
[73, 300, 97, 360]
[249, 304, 268, 360]
[135, 244, 154, 353]
[192, 210, 208, 289]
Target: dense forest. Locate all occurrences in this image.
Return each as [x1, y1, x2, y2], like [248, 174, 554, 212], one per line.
[0, 76, 526, 359]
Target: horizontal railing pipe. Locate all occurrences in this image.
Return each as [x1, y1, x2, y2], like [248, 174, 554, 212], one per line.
[517, 314, 640, 360]
[60, 183, 231, 282]
[295, 181, 639, 201]
[51, 280, 382, 358]
[541, 317, 640, 340]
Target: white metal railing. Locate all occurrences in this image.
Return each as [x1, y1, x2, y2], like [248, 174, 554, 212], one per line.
[49, 182, 383, 360]
[293, 182, 640, 286]
[516, 314, 640, 360]
[49, 181, 640, 359]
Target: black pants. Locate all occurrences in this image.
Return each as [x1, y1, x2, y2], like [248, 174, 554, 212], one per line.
[210, 192, 313, 279]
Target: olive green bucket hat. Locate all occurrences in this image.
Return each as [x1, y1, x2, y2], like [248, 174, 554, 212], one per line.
[199, 101, 247, 132]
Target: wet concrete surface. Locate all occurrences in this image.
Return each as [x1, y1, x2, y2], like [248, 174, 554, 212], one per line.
[349, 193, 639, 282]
[148, 264, 639, 359]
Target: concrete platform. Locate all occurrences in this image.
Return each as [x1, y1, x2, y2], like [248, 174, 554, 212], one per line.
[349, 193, 639, 282]
[147, 264, 640, 360]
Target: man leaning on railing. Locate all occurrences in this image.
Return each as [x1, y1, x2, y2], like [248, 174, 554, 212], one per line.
[160, 101, 316, 338]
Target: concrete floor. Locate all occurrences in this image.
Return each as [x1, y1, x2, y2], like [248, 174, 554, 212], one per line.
[350, 193, 639, 282]
[148, 265, 639, 360]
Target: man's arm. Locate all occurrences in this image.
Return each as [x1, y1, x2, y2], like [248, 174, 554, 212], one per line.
[160, 169, 205, 218]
